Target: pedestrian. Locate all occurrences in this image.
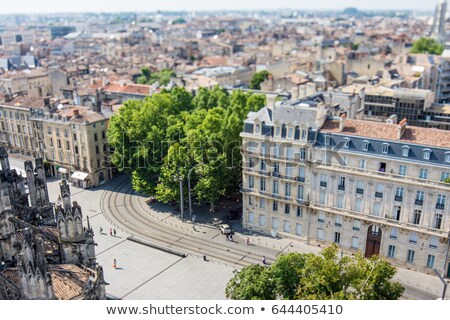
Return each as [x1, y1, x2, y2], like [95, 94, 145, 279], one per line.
[262, 256, 267, 265]
[246, 237, 250, 245]
[109, 228, 112, 236]
[99, 227, 103, 234]
[229, 234, 233, 242]
[113, 259, 117, 269]
[113, 229, 116, 236]
[192, 215, 196, 223]
[225, 234, 229, 241]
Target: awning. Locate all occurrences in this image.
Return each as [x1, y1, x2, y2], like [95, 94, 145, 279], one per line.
[71, 171, 89, 180]
[58, 167, 68, 174]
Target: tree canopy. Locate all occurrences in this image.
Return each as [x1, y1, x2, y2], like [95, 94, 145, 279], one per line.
[107, 86, 266, 210]
[137, 68, 176, 86]
[410, 38, 444, 55]
[250, 70, 271, 90]
[225, 245, 404, 300]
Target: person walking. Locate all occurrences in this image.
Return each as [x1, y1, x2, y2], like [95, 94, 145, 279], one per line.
[246, 237, 250, 245]
[262, 256, 267, 265]
[113, 259, 117, 269]
[99, 227, 103, 234]
[113, 229, 116, 236]
[109, 228, 112, 236]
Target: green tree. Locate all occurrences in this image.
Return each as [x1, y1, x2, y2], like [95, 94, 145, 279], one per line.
[444, 177, 450, 184]
[250, 70, 271, 90]
[410, 38, 444, 55]
[136, 68, 176, 86]
[226, 245, 404, 300]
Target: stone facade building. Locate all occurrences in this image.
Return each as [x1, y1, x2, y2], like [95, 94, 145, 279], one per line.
[0, 147, 106, 299]
[240, 99, 450, 275]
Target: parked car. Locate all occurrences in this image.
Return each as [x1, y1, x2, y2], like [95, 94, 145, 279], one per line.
[219, 224, 232, 234]
[227, 206, 242, 220]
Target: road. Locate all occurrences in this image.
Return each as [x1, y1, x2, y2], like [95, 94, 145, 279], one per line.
[101, 175, 448, 300]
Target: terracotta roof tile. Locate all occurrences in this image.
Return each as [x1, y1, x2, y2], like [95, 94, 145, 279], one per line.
[50, 264, 90, 300]
[321, 119, 450, 148]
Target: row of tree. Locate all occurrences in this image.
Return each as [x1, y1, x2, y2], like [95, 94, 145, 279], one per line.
[107, 86, 266, 209]
[226, 245, 404, 300]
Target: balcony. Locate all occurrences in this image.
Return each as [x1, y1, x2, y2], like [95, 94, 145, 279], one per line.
[320, 181, 327, 188]
[414, 199, 424, 206]
[272, 171, 280, 177]
[436, 203, 445, 210]
[297, 176, 305, 183]
[338, 184, 345, 191]
[375, 192, 383, 198]
[257, 170, 271, 177]
[240, 187, 254, 193]
[356, 188, 364, 195]
[394, 195, 403, 202]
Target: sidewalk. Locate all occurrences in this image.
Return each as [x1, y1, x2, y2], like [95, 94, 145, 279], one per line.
[137, 192, 449, 300]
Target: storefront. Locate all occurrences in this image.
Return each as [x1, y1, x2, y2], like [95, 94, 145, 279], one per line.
[71, 171, 90, 189]
[57, 167, 69, 180]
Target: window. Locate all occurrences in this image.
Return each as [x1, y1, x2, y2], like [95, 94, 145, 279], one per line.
[437, 194, 446, 210]
[409, 232, 418, 244]
[102, 131, 106, 139]
[399, 165, 407, 176]
[427, 255, 435, 268]
[261, 160, 266, 171]
[248, 196, 253, 205]
[298, 167, 305, 180]
[441, 172, 450, 182]
[353, 219, 361, 231]
[259, 214, 266, 226]
[295, 223, 302, 236]
[296, 207, 303, 217]
[300, 148, 306, 160]
[395, 187, 404, 201]
[335, 215, 342, 227]
[285, 166, 293, 177]
[407, 250, 415, 263]
[287, 127, 293, 138]
[285, 204, 290, 214]
[362, 141, 369, 151]
[260, 178, 266, 191]
[66, 141, 70, 149]
[273, 162, 279, 174]
[260, 198, 266, 209]
[275, 126, 281, 136]
[359, 159, 366, 169]
[393, 206, 401, 221]
[325, 136, 331, 146]
[372, 201, 381, 216]
[57, 140, 61, 148]
[381, 144, 389, 154]
[338, 177, 346, 190]
[317, 228, 324, 240]
[415, 191, 424, 205]
[319, 191, 326, 205]
[249, 157, 254, 168]
[248, 212, 254, 224]
[334, 232, 341, 244]
[336, 194, 344, 208]
[430, 236, 438, 249]
[435, 213, 443, 229]
[419, 168, 428, 179]
[387, 245, 395, 258]
[96, 146, 99, 154]
[272, 201, 278, 211]
[402, 146, 410, 157]
[423, 150, 431, 160]
[351, 237, 359, 249]
[297, 185, 304, 200]
[248, 176, 254, 189]
[390, 227, 398, 240]
[375, 184, 384, 198]
[413, 210, 422, 225]
[284, 220, 290, 232]
[301, 129, 307, 141]
[94, 133, 98, 142]
[343, 138, 350, 148]
[272, 217, 278, 230]
[272, 180, 279, 194]
[318, 212, 325, 223]
[285, 183, 291, 197]
[354, 198, 363, 213]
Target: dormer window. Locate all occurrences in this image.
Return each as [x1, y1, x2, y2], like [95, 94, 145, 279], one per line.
[281, 124, 286, 138]
[287, 127, 293, 138]
[301, 129, 307, 141]
[343, 138, 350, 148]
[275, 126, 281, 136]
[381, 143, 389, 154]
[402, 146, 410, 157]
[423, 149, 431, 160]
[325, 136, 332, 146]
[445, 152, 450, 163]
[255, 124, 260, 134]
[362, 140, 369, 151]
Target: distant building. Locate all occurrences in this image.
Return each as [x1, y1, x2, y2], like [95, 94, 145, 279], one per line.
[431, 0, 448, 44]
[50, 26, 76, 40]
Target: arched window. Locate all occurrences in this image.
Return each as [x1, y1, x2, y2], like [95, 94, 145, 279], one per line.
[423, 149, 431, 160]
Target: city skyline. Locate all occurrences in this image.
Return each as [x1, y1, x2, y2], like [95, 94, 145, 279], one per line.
[0, 0, 440, 14]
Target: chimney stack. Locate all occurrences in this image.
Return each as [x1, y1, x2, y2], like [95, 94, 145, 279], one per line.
[397, 118, 407, 139]
[339, 114, 347, 132]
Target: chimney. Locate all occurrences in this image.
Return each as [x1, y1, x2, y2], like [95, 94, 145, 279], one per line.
[397, 118, 407, 139]
[73, 109, 79, 117]
[290, 86, 299, 100]
[387, 114, 398, 124]
[43, 97, 50, 112]
[339, 114, 347, 132]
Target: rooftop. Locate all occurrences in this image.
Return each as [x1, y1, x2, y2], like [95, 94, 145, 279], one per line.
[321, 119, 450, 148]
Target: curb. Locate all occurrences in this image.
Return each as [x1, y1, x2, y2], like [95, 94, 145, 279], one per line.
[127, 236, 187, 258]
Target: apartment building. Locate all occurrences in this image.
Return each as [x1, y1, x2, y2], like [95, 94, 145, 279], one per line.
[240, 102, 450, 275]
[0, 95, 112, 188]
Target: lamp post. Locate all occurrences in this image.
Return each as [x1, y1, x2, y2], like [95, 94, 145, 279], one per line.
[433, 268, 448, 300]
[174, 175, 184, 220]
[188, 168, 194, 220]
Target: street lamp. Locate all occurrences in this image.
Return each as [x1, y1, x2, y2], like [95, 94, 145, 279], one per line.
[173, 175, 184, 220]
[433, 268, 448, 300]
[188, 168, 194, 220]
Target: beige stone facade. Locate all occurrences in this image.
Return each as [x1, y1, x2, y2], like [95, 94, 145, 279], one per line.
[241, 103, 450, 275]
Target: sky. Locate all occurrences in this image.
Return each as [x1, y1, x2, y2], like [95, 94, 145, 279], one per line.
[0, 0, 439, 14]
